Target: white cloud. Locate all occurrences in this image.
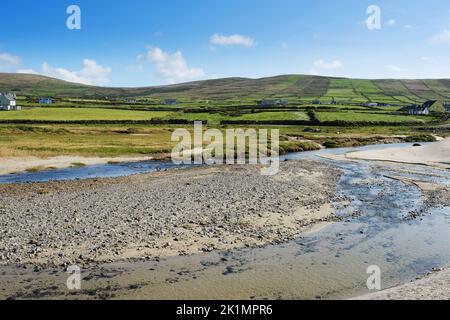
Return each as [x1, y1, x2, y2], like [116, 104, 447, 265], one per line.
[17, 59, 111, 85]
[387, 64, 408, 72]
[386, 19, 396, 26]
[309, 59, 343, 76]
[313, 59, 343, 70]
[138, 46, 204, 84]
[0, 52, 21, 71]
[429, 29, 450, 45]
[210, 34, 256, 48]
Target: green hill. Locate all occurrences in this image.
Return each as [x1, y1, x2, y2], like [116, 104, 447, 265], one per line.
[1, 73, 450, 104]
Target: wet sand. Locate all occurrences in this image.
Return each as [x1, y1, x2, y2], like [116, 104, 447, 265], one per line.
[346, 138, 450, 168]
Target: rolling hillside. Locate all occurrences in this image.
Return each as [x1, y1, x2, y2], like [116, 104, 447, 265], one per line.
[1, 73, 450, 104]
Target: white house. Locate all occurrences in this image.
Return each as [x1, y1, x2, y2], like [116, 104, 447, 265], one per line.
[401, 100, 435, 116]
[0, 93, 20, 111]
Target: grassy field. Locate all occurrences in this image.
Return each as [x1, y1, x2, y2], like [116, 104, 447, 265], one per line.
[0, 125, 177, 158]
[162, 111, 310, 124]
[0, 124, 300, 158]
[315, 111, 430, 123]
[0, 108, 312, 123]
[0, 108, 171, 121]
[0, 122, 444, 159]
[2, 107, 434, 125]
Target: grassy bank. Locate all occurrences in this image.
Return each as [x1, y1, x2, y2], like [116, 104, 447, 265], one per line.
[0, 122, 443, 159]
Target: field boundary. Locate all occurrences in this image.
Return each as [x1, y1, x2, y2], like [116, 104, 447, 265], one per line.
[220, 119, 425, 127]
[0, 119, 207, 125]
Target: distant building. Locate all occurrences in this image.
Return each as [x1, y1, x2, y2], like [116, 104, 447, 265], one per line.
[400, 100, 436, 115]
[311, 100, 322, 105]
[165, 99, 178, 105]
[260, 99, 289, 106]
[365, 102, 379, 107]
[39, 97, 53, 105]
[444, 103, 450, 114]
[0, 93, 20, 111]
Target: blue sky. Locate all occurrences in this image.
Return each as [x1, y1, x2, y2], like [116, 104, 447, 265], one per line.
[1, 0, 450, 87]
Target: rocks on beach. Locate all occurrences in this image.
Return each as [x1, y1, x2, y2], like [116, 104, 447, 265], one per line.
[0, 161, 342, 268]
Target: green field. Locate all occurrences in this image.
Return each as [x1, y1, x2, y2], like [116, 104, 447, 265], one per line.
[315, 111, 429, 123]
[0, 125, 177, 158]
[162, 111, 310, 124]
[0, 108, 312, 123]
[0, 106, 441, 127]
[0, 108, 171, 121]
[0, 123, 442, 159]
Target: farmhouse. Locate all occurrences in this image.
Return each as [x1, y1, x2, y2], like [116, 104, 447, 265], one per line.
[0, 93, 21, 111]
[39, 97, 53, 105]
[400, 100, 436, 115]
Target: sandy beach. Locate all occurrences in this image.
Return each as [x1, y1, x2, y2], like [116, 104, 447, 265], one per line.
[0, 161, 342, 268]
[346, 138, 450, 168]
